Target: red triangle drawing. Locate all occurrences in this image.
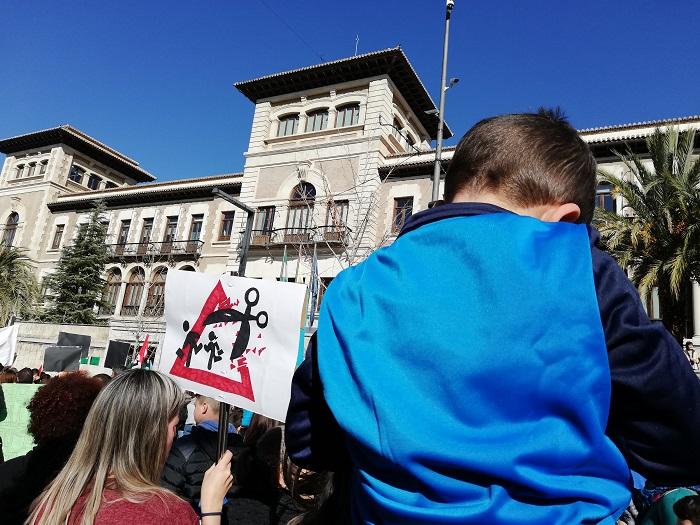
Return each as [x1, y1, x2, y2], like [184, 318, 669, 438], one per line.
[169, 280, 255, 401]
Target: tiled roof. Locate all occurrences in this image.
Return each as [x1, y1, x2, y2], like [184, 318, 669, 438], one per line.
[0, 125, 155, 182]
[47, 173, 242, 212]
[235, 47, 451, 140]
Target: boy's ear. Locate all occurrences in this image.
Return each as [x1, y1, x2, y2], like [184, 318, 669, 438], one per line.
[542, 203, 581, 223]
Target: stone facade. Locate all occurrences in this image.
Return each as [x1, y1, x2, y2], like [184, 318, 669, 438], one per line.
[2, 48, 700, 367]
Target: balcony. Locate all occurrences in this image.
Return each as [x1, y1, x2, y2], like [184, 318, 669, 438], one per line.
[249, 226, 352, 248]
[108, 240, 204, 260]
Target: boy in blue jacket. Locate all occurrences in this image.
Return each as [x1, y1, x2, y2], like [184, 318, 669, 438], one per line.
[285, 109, 700, 524]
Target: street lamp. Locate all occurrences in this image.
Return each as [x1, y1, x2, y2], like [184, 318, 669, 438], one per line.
[431, 0, 455, 204]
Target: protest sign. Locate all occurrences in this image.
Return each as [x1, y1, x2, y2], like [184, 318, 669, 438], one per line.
[43, 345, 82, 372]
[104, 340, 130, 369]
[57, 332, 91, 358]
[0, 384, 42, 460]
[158, 270, 306, 421]
[0, 324, 19, 366]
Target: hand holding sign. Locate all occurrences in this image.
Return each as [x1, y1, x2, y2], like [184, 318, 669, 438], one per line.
[158, 270, 306, 421]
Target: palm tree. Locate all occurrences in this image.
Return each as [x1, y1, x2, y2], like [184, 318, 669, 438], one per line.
[594, 127, 700, 340]
[0, 246, 39, 326]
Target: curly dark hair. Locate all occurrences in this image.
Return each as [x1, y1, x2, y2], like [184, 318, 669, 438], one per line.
[27, 372, 103, 445]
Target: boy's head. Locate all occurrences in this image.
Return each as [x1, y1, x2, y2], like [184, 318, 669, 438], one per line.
[194, 394, 220, 424]
[444, 108, 597, 224]
[674, 495, 700, 525]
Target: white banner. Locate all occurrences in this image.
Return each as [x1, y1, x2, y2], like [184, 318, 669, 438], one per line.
[0, 324, 19, 367]
[158, 270, 306, 421]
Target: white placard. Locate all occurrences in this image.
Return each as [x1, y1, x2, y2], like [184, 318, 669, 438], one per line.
[157, 270, 306, 421]
[0, 324, 19, 367]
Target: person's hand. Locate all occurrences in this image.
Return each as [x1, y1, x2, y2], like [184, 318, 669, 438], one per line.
[200, 450, 233, 514]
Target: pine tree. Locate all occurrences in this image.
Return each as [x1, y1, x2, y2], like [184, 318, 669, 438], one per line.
[43, 200, 110, 324]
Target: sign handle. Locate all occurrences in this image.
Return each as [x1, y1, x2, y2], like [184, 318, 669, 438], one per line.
[216, 402, 230, 459]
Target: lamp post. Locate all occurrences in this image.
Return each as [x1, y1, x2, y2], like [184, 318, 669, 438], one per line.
[431, 0, 455, 204]
[211, 187, 255, 458]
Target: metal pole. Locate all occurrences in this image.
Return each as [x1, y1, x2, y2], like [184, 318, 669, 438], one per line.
[431, 0, 454, 203]
[211, 187, 256, 458]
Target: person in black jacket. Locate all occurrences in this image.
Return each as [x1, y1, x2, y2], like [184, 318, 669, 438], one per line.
[161, 394, 245, 508]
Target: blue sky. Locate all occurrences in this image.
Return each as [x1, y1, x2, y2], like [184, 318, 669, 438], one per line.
[0, 0, 697, 181]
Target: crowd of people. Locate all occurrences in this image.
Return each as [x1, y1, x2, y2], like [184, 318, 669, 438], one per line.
[0, 109, 699, 524]
[0, 366, 51, 385]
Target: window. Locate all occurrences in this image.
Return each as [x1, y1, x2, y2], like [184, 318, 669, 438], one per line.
[15, 164, 25, 179]
[392, 197, 413, 233]
[596, 183, 616, 213]
[117, 220, 131, 244]
[287, 183, 316, 234]
[26, 163, 37, 178]
[305, 109, 329, 132]
[277, 114, 299, 137]
[139, 218, 153, 243]
[392, 117, 403, 140]
[51, 224, 65, 250]
[105, 181, 118, 189]
[219, 211, 235, 241]
[39, 160, 48, 175]
[254, 207, 275, 233]
[189, 215, 204, 242]
[162, 216, 178, 253]
[121, 268, 145, 316]
[406, 134, 416, 149]
[2, 212, 19, 247]
[145, 267, 167, 316]
[187, 214, 204, 253]
[336, 104, 360, 127]
[138, 218, 153, 255]
[87, 174, 102, 190]
[326, 200, 349, 227]
[100, 269, 122, 315]
[68, 165, 85, 184]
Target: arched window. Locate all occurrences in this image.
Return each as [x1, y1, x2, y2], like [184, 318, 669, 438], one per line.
[120, 268, 145, 317]
[100, 269, 122, 315]
[290, 182, 316, 202]
[305, 109, 328, 132]
[2, 212, 19, 247]
[277, 114, 300, 137]
[286, 182, 316, 239]
[87, 174, 102, 190]
[336, 103, 360, 127]
[145, 267, 167, 317]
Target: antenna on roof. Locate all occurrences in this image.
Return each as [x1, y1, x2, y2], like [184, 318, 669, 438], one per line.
[355, 35, 359, 56]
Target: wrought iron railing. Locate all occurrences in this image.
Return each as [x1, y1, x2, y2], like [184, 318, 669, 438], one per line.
[249, 226, 352, 247]
[108, 240, 204, 258]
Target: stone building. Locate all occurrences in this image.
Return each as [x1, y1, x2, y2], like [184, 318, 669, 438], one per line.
[1, 47, 699, 366]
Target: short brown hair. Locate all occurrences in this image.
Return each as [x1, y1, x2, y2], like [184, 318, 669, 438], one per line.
[444, 108, 597, 223]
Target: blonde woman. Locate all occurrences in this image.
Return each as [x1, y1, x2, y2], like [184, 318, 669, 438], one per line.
[26, 369, 232, 525]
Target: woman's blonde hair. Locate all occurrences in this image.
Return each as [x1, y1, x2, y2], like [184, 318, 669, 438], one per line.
[27, 369, 184, 525]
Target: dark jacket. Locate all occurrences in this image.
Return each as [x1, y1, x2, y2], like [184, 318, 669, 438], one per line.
[0, 440, 76, 525]
[161, 424, 245, 505]
[224, 490, 301, 525]
[286, 203, 700, 488]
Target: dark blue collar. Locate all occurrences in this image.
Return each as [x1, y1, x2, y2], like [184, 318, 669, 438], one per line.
[398, 202, 512, 237]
